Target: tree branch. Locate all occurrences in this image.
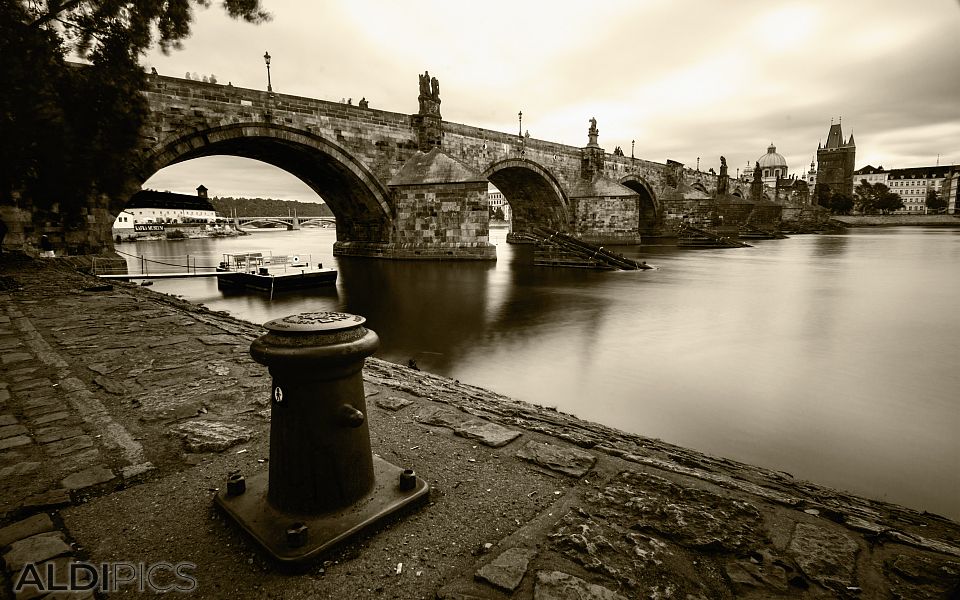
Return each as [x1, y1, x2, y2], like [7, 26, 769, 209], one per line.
[29, 0, 87, 29]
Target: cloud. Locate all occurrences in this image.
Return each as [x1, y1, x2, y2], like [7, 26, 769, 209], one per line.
[139, 0, 960, 197]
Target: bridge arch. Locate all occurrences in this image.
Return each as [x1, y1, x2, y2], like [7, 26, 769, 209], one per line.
[619, 175, 661, 236]
[480, 158, 571, 233]
[136, 123, 393, 244]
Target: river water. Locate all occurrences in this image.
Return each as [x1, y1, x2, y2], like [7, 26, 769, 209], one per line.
[117, 226, 960, 520]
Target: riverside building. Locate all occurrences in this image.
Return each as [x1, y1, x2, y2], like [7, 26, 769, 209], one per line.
[112, 185, 219, 229]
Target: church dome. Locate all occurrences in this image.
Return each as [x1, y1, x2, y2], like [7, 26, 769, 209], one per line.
[757, 144, 787, 169]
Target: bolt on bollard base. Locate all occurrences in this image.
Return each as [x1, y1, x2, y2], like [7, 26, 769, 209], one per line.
[214, 312, 429, 563]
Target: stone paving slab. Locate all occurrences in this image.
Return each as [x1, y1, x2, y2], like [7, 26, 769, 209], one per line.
[2, 532, 72, 571]
[61, 466, 115, 491]
[516, 440, 596, 477]
[474, 547, 537, 592]
[0, 353, 32, 365]
[10, 380, 53, 393]
[0, 462, 40, 480]
[34, 427, 85, 445]
[0, 436, 32, 451]
[31, 412, 71, 426]
[534, 571, 628, 600]
[454, 420, 523, 448]
[44, 436, 95, 458]
[0, 425, 28, 440]
[0, 514, 55, 549]
[376, 396, 413, 411]
[170, 420, 252, 452]
[18, 490, 71, 513]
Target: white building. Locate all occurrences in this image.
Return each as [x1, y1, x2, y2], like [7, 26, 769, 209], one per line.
[487, 184, 511, 221]
[112, 185, 219, 229]
[885, 165, 957, 214]
[112, 209, 135, 232]
[853, 165, 888, 186]
[805, 158, 817, 192]
[941, 171, 960, 214]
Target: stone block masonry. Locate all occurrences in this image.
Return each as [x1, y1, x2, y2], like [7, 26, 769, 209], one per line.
[571, 195, 641, 244]
[391, 182, 494, 259]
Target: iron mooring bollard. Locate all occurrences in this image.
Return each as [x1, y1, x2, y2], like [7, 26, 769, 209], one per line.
[214, 312, 429, 563]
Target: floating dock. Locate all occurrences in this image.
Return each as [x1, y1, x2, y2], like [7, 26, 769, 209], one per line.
[215, 252, 337, 292]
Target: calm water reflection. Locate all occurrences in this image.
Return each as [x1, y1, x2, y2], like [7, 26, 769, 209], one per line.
[119, 226, 960, 520]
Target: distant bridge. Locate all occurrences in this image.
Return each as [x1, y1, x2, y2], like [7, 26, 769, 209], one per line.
[233, 215, 336, 230]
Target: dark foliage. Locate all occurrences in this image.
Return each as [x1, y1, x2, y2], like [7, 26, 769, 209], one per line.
[0, 0, 267, 229]
[925, 188, 947, 213]
[210, 196, 334, 218]
[854, 180, 904, 215]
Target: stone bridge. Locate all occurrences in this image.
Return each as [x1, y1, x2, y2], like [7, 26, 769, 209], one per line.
[129, 72, 736, 260]
[234, 215, 336, 230]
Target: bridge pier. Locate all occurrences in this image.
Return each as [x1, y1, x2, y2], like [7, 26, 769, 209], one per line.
[567, 118, 643, 245]
[333, 148, 495, 260]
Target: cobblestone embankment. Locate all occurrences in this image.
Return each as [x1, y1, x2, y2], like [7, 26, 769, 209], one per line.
[0, 253, 958, 599]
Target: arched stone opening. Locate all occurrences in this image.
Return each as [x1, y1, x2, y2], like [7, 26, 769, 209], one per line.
[619, 176, 660, 236]
[480, 159, 570, 235]
[134, 123, 393, 246]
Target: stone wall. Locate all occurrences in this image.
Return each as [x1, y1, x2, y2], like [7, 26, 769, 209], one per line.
[0, 200, 115, 256]
[390, 182, 494, 259]
[570, 196, 641, 244]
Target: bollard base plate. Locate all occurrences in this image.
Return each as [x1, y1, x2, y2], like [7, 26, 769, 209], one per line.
[215, 456, 429, 563]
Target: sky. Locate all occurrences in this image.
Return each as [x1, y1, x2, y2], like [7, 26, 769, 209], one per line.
[142, 0, 960, 202]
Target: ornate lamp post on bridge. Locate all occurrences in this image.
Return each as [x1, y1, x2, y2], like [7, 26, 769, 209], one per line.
[518, 111, 523, 137]
[264, 51, 273, 93]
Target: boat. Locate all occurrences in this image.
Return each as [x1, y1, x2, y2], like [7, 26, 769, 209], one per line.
[216, 252, 337, 292]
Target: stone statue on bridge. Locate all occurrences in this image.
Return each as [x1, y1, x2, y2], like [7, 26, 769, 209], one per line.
[419, 72, 430, 97]
[750, 161, 764, 201]
[717, 155, 729, 197]
[418, 71, 441, 116]
[587, 117, 599, 148]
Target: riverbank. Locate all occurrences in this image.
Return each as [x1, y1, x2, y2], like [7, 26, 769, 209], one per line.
[114, 228, 247, 243]
[1, 253, 958, 598]
[832, 214, 960, 227]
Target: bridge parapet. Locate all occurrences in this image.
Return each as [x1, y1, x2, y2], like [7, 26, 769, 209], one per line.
[142, 74, 420, 189]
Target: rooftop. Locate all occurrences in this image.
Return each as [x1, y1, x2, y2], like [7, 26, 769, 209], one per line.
[127, 189, 216, 212]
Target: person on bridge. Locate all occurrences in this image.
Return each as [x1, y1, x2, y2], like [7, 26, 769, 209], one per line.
[39, 235, 54, 258]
